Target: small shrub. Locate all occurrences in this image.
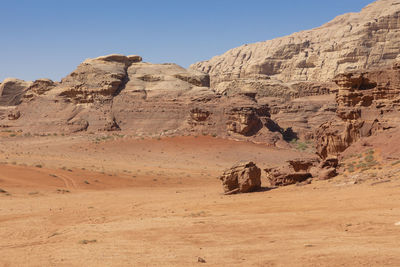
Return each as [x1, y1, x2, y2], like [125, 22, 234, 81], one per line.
[364, 154, 374, 163]
[79, 239, 97, 244]
[392, 160, 400, 166]
[347, 163, 355, 173]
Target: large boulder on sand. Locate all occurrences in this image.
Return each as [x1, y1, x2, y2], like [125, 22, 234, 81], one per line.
[219, 162, 261, 194]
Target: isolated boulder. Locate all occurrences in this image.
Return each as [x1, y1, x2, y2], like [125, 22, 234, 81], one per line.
[219, 162, 261, 194]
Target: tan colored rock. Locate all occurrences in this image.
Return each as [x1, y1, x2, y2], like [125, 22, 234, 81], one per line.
[0, 54, 299, 145]
[24, 79, 56, 99]
[0, 78, 32, 106]
[219, 162, 261, 194]
[191, 0, 400, 96]
[56, 54, 129, 103]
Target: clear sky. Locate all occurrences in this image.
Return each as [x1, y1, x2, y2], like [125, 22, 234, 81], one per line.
[0, 0, 374, 81]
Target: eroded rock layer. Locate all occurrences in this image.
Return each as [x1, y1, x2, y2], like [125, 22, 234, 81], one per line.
[191, 0, 400, 96]
[316, 60, 400, 158]
[0, 54, 290, 145]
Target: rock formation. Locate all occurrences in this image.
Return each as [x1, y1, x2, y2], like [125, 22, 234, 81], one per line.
[264, 159, 315, 187]
[316, 60, 400, 158]
[265, 156, 339, 186]
[191, 0, 400, 97]
[0, 78, 32, 106]
[0, 0, 399, 154]
[219, 162, 262, 194]
[0, 54, 290, 145]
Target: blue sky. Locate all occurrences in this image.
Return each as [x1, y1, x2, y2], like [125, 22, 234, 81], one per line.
[0, 0, 374, 81]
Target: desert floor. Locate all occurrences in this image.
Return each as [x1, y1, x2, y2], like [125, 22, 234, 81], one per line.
[1, 135, 400, 266]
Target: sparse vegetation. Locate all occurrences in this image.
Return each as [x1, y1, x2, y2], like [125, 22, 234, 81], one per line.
[56, 189, 70, 194]
[79, 239, 97, 244]
[392, 160, 400, 166]
[345, 149, 379, 173]
[290, 139, 309, 151]
[347, 163, 355, 173]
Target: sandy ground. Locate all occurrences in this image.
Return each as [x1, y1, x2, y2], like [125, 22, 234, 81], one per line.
[1, 135, 400, 266]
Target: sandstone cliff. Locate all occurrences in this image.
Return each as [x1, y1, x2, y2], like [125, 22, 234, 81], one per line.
[191, 0, 400, 96]
[315, 60, 400, 158]
[0, 54, 289, 145]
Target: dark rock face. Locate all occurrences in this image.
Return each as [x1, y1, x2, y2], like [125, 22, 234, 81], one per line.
[219, 162, 261, 194]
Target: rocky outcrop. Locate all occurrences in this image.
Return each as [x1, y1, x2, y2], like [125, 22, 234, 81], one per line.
[219, 162, 261, 194]
[191, 0, 400, 97]
[264, 94, 338, 140]
[316, 60, 400, 158]
[0, 54, 291, 145]
[265, 156, 338, 186]
[310, 156, 339, 180]
[225, 95, 269, 136]
[264, 159, 315, 186]
[0, 78, 32, 106]
[24, 79, 56, 99]
[54, 54, 141, 103]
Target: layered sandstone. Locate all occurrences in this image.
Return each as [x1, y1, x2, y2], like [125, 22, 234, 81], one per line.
[316, 60, 400, 158]
[191, 0, 400, 96]
[0, 54, 290, 145]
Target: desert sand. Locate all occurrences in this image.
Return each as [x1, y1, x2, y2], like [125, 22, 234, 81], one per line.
[1, 135, 400, 266]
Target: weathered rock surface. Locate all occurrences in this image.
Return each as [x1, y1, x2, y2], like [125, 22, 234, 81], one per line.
[219, 162, 261, 194]
[264, 159, 316, 186]
[0, 54, 292, 145]
[310, 156, 339, 180]
[264, 94, 338, 140]
[191, 0, 400, 97]
[0, 78, 32, 106]
[265, 155, 339, 186]
[316, 60, 400, 158]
